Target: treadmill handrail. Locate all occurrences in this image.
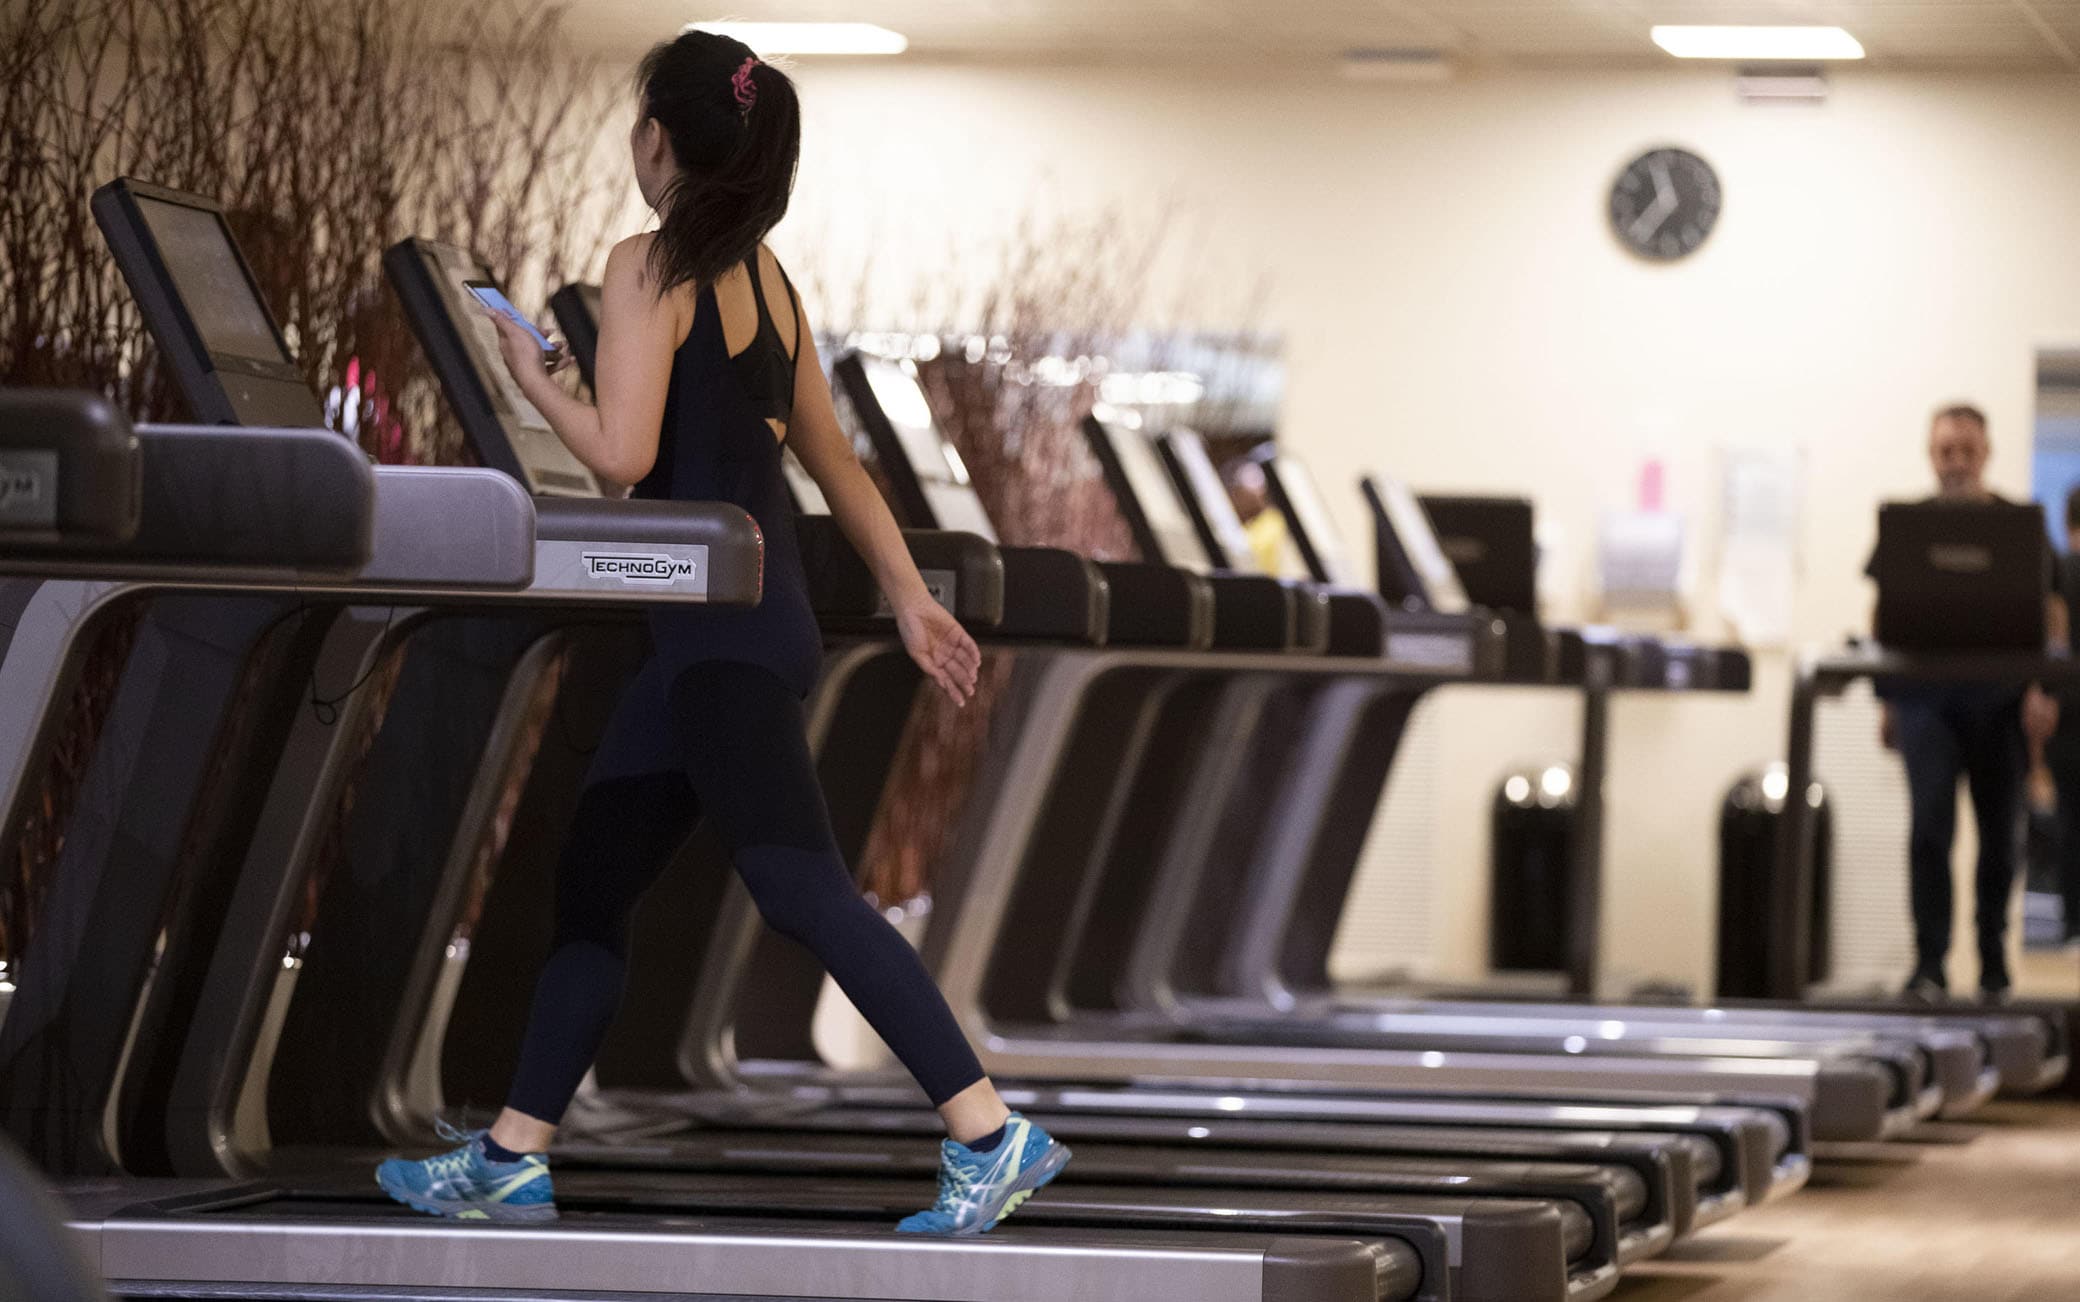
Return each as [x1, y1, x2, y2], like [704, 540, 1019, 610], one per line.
[0, 389, 142, 544]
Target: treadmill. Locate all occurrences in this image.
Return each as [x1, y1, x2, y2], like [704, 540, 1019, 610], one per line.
[360, 239, 1029, 1161]
[4, 192, 1508, 1302]
[0, 387, 141, 1062]
[107, 213, 1006, 1183]
[1747, 643, 2079, 1089]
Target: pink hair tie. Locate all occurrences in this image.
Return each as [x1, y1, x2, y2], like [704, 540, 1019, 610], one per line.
[731, 56, 759, 115]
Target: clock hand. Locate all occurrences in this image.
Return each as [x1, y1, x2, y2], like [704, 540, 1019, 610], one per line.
[1649, 155, 1675, 207]
[1628, 158, 1679, 243]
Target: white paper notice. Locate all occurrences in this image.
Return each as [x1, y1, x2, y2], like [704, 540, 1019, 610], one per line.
[1717, 447, 1802, 647]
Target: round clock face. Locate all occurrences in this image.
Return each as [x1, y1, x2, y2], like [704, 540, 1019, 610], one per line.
[1609, 147, 1721, 261]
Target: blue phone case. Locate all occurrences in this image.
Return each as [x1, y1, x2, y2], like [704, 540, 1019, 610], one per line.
[470, 287, 553, 350]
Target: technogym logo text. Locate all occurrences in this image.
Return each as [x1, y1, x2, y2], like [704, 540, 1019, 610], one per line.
[0, 455, 48, 525]
[0, 467, 42, 508]
[582, 552, 700, 585]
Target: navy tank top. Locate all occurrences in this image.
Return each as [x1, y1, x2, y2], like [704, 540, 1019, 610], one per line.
[632, 251, 822, 697]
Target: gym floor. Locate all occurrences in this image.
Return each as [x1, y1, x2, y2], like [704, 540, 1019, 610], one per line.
[1615, 1095, 2080, 1299]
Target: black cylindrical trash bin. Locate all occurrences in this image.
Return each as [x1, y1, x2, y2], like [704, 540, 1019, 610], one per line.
[1491, 764, 1577, 972]
[1716, 764, 1831, 998]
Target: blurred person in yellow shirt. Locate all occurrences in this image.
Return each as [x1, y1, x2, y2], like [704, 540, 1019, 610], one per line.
[1225, 457, 1293, 577]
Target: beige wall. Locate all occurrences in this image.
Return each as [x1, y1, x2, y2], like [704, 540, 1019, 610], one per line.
[764, 61, 2080, 992]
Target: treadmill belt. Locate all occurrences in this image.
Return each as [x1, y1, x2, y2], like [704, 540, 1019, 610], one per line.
[542, 1172, 1599, 1268]
[559, 1133, 1650, 1226]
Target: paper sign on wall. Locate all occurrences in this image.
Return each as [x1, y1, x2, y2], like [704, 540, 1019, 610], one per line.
[1716, 446, 1803, 647]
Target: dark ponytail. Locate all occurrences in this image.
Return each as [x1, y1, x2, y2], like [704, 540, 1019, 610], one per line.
[636, 31, 801, 294]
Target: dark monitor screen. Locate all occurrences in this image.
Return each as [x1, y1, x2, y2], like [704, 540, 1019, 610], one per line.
[427, 245, 559, 438]
[390, 239, 600, 496]
[1087, 416, 1208, 572]
[1263, 453, 1357, 586]
[132, 194, 294, 366]
[573, 283, 603, 328]
[855, 357, 997, 540]
[550, 282, 606, 390]
[1418, 494, 1534, 614]
[860, 358, 960, 482]
[1368, 474, 1470, 613]
[1160, 429, 1257, 572]
[1874, 501, 2046, 650]
[94, 179, 322, 428]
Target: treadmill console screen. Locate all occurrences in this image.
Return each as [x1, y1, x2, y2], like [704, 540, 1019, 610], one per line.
[1161, 429, 1258, 573]
[414, 241, 600, 496]
[133, 196, 294, 366]
[858, 357, 997, 541]
[1091, 417, 1207, 573]
[1370, 474, 1470, 613]
[96, 180, 323, 428]
[1264, 454, 1356, 586]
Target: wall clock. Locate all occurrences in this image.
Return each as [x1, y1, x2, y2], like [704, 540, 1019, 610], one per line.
[1610, 147, 1721, 261]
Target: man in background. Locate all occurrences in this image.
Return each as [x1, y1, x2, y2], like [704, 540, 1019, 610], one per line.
[1876, 405, 2060, 1004]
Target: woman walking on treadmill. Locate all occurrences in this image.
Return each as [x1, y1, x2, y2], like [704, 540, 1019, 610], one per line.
[376, 30, 1068, 1234]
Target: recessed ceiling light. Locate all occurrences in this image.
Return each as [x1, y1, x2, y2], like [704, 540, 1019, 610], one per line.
[682, 21, 908, 56]
[1652, 25, 1864, 61]
[1736, 69, 1830, 104]
[1340, 49, 1453, 82]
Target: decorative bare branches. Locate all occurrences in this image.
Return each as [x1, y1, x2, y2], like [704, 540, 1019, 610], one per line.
[0, 0, 636, 462]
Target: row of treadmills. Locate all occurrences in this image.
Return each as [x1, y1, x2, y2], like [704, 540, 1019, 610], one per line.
[0, 176, 2070, 1302]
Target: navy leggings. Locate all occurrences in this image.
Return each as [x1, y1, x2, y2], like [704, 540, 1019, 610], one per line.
[1892, 686, 2025, 990]
[504, 658, 984, 1121]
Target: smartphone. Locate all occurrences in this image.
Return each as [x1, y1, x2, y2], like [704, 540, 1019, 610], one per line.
[464, 280, 555, 353]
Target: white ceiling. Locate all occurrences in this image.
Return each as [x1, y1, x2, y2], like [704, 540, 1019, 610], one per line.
[561, 2, 2080, 70]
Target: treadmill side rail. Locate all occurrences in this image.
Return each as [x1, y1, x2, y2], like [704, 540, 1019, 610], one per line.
[76, 1212, 1418, 1302]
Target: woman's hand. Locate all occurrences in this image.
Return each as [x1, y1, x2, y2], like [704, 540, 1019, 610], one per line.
[896, 596, 981, 706]
[483, 309, 572, 389]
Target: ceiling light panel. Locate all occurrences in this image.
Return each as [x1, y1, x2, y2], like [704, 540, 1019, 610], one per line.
[1651, 25, 1866, 61]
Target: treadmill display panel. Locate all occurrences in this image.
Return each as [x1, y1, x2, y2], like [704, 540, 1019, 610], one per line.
[423, 243, 600, 496]
[1161, 429, 1259, 573]
[859, 358, 998, 541]
[1263, 453, 1357, 584]
[1371, 473, 1470, 613]
[1091, 417, 1208, 573]
[133, 196, 294, 366]
[98, 181, 323, 427]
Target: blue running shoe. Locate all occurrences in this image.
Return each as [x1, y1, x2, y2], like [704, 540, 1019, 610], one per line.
[376, 1120, 557, 1223]
[896, 1113, 1071, 1235]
